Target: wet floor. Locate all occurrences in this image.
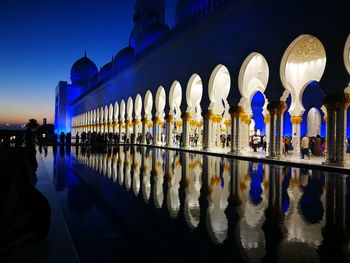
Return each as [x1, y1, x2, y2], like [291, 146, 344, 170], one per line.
[41, 146, 350, 263]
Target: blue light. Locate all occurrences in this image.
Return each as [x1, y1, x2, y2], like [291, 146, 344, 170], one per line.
[251, 91, 265, 134]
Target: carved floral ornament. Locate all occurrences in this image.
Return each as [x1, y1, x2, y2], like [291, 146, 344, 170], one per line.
[287, 36, 326, 64]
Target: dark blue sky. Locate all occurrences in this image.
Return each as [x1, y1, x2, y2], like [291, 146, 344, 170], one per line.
[0, 0, 177, 126]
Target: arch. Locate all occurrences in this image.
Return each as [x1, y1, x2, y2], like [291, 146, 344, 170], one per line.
[114, 101, 119, 121]
[208, 64, 231, 114]
[186, 74, 203, 111]
[155, 86, 166, 116]
[144, 90, 153, 116]
[135, 93, 142, 118]
[120, 100, 126, 120]
[93, 109, 97, 125]
[96, 108, 100, 124]
[280, 34, 326, 116]
[238, 52, 269, 116]
[344, 34, 350, 75]
[100, 106, 104, 124]
[127, 96, 133, 120]
[104, 105, 108, 122]
[108, 104, 113, 122]
[169, 80, 182, 116]
[87, 111, 91, 126]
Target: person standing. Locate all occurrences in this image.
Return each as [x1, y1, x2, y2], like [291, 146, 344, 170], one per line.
[252, 132, 260, 152]
[291, 132, 299, 155]
[301, 135, 310, 159]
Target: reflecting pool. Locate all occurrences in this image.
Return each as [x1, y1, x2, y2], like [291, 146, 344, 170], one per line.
[42, 146, 350, 262]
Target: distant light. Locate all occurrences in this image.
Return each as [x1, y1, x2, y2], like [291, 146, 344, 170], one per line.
[6, 123, 10, 126]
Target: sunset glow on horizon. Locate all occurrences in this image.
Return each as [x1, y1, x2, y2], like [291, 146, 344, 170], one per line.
[0, 0, 176, 128]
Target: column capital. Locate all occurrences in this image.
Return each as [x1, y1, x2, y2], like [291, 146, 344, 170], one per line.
[264, 114, 270, 124]
[323, 93, 350, 110]
[290, 116, 303, 124]
[323, 115, 327, 122]
[165, 114, 174, 123]
[229, 106, 243, 117]
[267, 101, 287, 115]
[181, 112, 192, 121]
[201, 110, 214, 120]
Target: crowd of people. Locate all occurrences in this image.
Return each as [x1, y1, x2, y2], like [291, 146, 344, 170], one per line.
[53, 130, 350, 161]
[248, 131, 331, 159]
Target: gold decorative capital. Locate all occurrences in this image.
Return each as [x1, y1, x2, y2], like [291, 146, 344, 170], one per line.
[290, 116, 303, 124]
[181, 112, 192, 121]
[229, 106, 243, 118]
[264, 114, 270, 124]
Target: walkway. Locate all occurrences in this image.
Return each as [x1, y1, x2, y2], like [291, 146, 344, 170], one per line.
[6, 152, 79, 263]
[120, 143, 350, 173]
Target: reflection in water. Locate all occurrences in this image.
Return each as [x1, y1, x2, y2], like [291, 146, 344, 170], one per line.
[56, 146, 350, 262]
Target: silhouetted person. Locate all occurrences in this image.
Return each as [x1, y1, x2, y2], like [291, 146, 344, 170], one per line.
[59, 132, 65, 145]
[0, 148, 50, 254]
[76, 132, 80, 145]
[66, 133, 71, 145]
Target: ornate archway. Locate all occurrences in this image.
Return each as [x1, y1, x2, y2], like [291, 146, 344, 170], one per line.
[208, 64, 231, 150]
[280, 35, 326, 154]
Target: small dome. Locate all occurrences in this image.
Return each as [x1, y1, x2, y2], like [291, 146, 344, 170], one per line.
[70, 54, 98, 85]
[134, 22, 170, 54]
[98, 61, 112, 80]
[112, 47, 135, 71]
[175, 0, 209, 25]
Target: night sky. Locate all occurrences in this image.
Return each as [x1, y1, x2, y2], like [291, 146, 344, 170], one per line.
[0, 0, 177, 128]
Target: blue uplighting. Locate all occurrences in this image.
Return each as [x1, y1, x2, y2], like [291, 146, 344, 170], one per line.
[251, 91, 265, 135]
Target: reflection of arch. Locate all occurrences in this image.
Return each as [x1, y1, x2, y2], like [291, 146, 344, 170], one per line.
[344, 34, 350, 75]
[169, 81, 182, 117]
[144, 90, 153, 116]
[186, 74, 203, 119]
[238, 52, 269, 116]
[155, 86, 166, 116]
[208, 64, 231, 115]
[307, 108, 321, 137]
[280, 35, 326, 116]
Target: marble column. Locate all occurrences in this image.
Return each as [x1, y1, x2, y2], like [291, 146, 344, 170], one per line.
[201, 110, 214, 150]
[290, 116, 302, 155]
[335, 106, 347, 164]
[119, 120, 124, 143]
[181, 112, 192, 148]
[125, 120, 131, 142]
[264, 114, 270, 153]
[165, 114, 174, 147]
[267, 109, 276, 157]
[325, 108, 336, 163]
[141, 117, 148, 144]
[152, 116, 159, 145]
[275, 103, 286, 157]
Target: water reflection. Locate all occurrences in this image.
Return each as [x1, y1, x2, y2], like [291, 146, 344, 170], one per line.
[55, 146, 350, 262]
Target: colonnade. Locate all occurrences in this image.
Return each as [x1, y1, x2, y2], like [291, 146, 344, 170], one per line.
[72, 34, 350, 166]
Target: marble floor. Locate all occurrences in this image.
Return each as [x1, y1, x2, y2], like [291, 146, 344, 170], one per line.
[4, 153, 79, 263]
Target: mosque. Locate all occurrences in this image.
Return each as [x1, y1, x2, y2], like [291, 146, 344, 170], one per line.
[55, 0, 350, 165]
